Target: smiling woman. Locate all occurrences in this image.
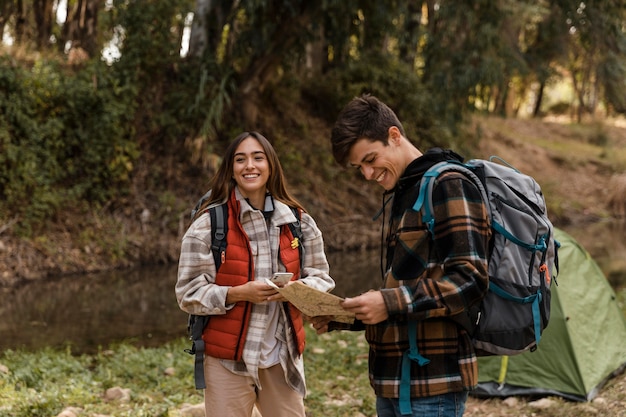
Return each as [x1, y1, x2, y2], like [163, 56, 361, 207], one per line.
[175, 130, 335, 417]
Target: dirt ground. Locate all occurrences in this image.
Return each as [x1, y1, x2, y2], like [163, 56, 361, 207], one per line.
[474, 116, 626, 223]
[465, 369, 626, 417]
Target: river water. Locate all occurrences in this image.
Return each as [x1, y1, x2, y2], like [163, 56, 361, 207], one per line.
[1, 222, 624, 354]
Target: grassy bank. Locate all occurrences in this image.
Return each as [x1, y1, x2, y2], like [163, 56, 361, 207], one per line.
[2, 326, 625, 417]
[0, 329, 373, 417]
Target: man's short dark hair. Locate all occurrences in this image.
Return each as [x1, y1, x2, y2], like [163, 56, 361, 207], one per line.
[330, 94, 406, 166]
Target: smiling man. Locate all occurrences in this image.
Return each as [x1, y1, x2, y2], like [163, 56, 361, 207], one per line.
[311, 94, 491, 417]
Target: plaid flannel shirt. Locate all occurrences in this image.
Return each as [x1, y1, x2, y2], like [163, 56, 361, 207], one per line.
[332, 152, 491, 400]
[176, 187, 334, 397]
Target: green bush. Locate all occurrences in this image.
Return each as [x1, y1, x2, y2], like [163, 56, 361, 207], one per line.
[0, 57, 138, 233]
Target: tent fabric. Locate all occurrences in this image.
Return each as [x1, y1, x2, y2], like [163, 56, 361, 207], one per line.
[473, 228, 626, 402]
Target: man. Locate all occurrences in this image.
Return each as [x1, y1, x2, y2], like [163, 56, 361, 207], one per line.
[311, 94, 491, 417]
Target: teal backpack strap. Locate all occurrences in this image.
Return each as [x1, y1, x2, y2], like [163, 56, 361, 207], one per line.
[489, 283, 543, 347]
[413, 161, 490, 237]
[399, 320, 431, 415]
[412, 169, 441, 233]
[492, 223, 549, 252]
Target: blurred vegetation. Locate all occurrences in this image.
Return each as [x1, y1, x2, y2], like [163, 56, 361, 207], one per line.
[1, 0, 626, 243]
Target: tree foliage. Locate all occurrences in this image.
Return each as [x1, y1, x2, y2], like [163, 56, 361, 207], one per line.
[1, 0, 625, 233]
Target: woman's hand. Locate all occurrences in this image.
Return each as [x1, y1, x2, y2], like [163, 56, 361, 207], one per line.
[226, 281, 280, 304]
[266, 280, 291, 302]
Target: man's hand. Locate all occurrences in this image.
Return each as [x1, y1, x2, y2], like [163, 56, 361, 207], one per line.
[341, 290, 388, 324]
[306, 315, 333, 334]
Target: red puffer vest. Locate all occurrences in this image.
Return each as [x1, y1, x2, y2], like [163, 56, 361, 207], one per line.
[203, 191, 305, 360]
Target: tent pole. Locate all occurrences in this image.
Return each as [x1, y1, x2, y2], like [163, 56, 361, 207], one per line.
[497, 356, 509, 389]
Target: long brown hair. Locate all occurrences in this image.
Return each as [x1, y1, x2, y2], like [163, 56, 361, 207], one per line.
[193, 131, 304, 221]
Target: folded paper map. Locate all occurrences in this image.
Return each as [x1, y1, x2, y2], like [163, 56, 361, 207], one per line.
[266, 279, 355, 324]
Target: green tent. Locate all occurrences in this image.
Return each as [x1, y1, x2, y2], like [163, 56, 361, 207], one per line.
[473, 228, 626, 401]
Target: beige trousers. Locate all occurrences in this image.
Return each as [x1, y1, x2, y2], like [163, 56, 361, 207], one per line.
[203, 355, 306, 417]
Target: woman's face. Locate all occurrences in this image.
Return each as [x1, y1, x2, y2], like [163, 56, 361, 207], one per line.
[232, 137, 270, 202]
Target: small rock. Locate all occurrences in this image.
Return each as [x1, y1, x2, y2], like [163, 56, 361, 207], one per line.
[528, 397, 557, 409]
[56, 407, 82, 417]
[0, 364, 9, 374]
[579, 404, 599, 414]
[104, 386, 131, 402]
[592, 396, 607, 405]
[179, 403, 205, 417]
[164, 366, 176, 376]
[140, 209, 151, 224]
[503, 396, 519, 407]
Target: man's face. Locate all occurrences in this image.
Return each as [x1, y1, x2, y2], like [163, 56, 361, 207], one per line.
[348, 137, 404, 190]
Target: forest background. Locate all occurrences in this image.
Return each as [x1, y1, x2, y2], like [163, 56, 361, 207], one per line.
[1, 2, 626, 416]
[1, 0, 626, 288]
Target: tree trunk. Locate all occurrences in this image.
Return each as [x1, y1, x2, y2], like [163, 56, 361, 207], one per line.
[188, 0, 211, 58]
[399, 0, 422, 68]
[14, 0, 26, 44]
[62, 0, 102, 57]
[0, 1, 15, 42]
[533, 81, 545, 118]
[304, 24, 325, 77]
[33, 0, 54, 49]
[238, 3, 315, 126]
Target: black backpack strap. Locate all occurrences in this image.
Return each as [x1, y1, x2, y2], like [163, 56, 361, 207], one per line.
[209, 203, 228, 270]
[190, 190, 212, 220]
[184, 314, 210, 389]
[184, 202, 228, 389]
[287, 207, 304, 270]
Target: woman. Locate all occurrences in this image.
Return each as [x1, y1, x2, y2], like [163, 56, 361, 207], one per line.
[176, 131, 334, 417]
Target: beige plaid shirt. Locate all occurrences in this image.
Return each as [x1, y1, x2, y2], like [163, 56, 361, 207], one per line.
[176, 187, 334, 397]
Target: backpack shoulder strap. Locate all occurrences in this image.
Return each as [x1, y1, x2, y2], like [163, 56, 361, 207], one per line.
[185, 201, 228, 390]
[184, 314, 210, 389]
[412, 160, 489, 235]
[209, 203, 228, 270]
[287, 207, 303, 238]
[190, 190, 212, 220]
[287, 206, 304, 270]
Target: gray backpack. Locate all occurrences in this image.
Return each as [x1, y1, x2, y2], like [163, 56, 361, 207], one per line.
[413, 156, 559, 356]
